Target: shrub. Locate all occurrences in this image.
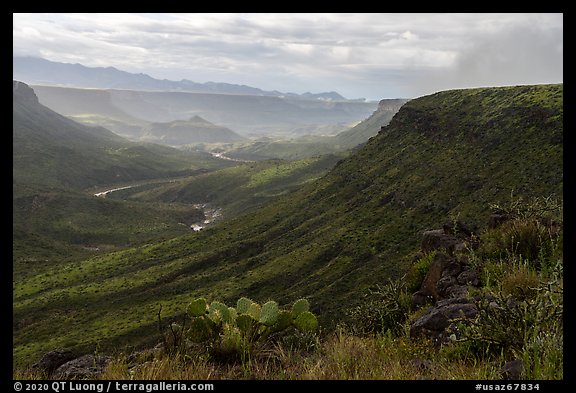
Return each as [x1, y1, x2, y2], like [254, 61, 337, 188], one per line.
[456, 262, 562, 357]
[405, 251, 435, 293]
[346, 278, 412, 337]
[482, 195, 563, 270]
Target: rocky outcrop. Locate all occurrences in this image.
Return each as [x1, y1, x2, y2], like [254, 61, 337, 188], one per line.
[412, 252, 481, 308]
[31, 348, 78, 377]
[13, 80, 39, 105]
[53, 354, 112, 379]
[409, 297, 478, 343]
[410, 221, 482, 342]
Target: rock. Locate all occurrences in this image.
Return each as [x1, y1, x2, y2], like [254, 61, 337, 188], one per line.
[436, 275, 457, 297]
[488, 214, 511, 229]
[31, 349, 78, 377]
[501, 359, 524, 380]
[410, 298, 477, 341]
[442, 220, 476, 238]
[417, 252, 454, 301]
[53, 354, 111, 379]
[421, 230, 460, 254]
[457, 269, 481, 286]
[441, 260, 462, 278]
[127, 343, 164, 366]
[412, 290, 434, 307]
[408, 358, 433, 371]
[445, 284, 469, 298]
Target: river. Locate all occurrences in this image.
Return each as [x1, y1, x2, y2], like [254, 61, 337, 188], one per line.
[93, 183, 222, 232]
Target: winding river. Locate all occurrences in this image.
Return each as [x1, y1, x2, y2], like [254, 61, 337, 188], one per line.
[93, 183, 221, 232]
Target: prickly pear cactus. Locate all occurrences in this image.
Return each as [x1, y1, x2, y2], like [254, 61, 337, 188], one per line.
[259, 301, 280, 326]
[294, 311, 318, 332]
[270, 309, 292, 333]
[291, 298, 310, 317]
[209, 301, 231, 324]
[181, 295, 319, 358]
[236, 297, 253, 314]
[187, 316, 216, 343]
[236, 314, 258, 336]
[188, 297, 207, 317]
[246, 302, 261, 320]
[228, 306, 238, 321]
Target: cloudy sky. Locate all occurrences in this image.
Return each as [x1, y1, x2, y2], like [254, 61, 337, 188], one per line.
[13, 13, 563, 101]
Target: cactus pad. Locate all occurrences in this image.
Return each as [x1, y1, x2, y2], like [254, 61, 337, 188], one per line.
[236, 297, 253, 314]
[188, 297, 208, 317]
[291, 298, 310, 317]
[259, 301, 280, 326]
[209, 301, 231, 324]
[294, 311, 318, 332]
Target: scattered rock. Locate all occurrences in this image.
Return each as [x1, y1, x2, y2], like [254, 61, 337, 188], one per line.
[409, 297, 477, 342]
[411, 291, 433, 308]
[501, 359, 524, 380]
[436, 275, 457, 297]
[127, 343, 164, 366]
[441, 260, 462, 278]
[408, 358, 433, 371]
[31, 348, 78, 377]
[421, 229, 460, 254]
[417, 252, 454, 302]
[442, 220, 476, 238]
[53, 354, 111, 379]
[488, 214, 511, 229]
[457, 269, 481, 286]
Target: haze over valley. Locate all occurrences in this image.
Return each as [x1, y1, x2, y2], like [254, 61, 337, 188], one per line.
[13, 13, 564, 382]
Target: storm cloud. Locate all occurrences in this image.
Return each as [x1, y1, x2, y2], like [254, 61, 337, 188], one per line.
[13, 13, 562, 100]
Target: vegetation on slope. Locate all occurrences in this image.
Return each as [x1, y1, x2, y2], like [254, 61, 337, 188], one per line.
[13, 84, 563, 374]
[141, 116, 246, 145]
[128, 155, 344, 217]
[13, 81, 233, 190]
[17, 195, 563, 380]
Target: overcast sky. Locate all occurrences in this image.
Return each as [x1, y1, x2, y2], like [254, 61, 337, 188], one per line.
[13, 13, 563, 101]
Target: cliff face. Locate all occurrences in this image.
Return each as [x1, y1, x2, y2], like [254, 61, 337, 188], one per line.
[377, 98, 409, 113]
[336, 98, 410, 148]
[13, 80, 39, 105]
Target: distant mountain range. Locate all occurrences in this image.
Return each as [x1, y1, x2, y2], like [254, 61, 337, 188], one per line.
[13, 56, 363, 102]
[29, 84, 379, 137]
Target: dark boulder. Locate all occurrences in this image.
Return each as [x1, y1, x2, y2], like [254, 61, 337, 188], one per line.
[53, 354, 111, 379]
[409, 298, 477, 342]
[457, 268, 481, 287]
[442, 220, 476, 238]
[501, 359, 524, 380]
[417, 252, 454, 302]
[488, 213, 511, 229]
[421, 229, 461, 254]
[31, 349, 78, 377]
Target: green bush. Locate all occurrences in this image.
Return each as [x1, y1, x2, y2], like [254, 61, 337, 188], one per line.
[482, 195, 563, 270]
[346, 279, 412, 337]
[456, 263, 563, 357]
[405, 252, 435, 293]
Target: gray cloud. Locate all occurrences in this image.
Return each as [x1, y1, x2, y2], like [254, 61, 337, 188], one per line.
[13, 13, 563, 100]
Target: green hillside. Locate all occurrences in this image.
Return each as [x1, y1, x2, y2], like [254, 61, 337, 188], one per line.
[127, 155, 344, 218]
[141, 116, 246, 145]
[13, 84, 563, 367]
[13, 81, 232, 190]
